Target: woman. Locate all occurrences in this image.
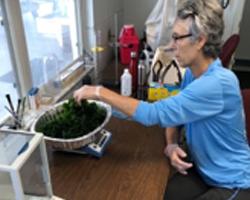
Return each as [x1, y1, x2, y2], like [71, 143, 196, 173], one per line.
[74, 0, 250, 199]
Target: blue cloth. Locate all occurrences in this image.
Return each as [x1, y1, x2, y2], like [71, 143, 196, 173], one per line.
[132, 58, 250, 189]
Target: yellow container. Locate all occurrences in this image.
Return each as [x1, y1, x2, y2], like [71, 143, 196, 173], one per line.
[147, 83, 180, 101]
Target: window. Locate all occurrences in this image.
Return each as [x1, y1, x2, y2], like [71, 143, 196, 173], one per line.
[0, 2, 19, 120]
[20, 0, 79, 87]
[0, 0, 88, 122]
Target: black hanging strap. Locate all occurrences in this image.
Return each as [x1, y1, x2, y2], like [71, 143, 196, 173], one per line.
[160, 60, 182, 85]
[152, 60, 164, 82]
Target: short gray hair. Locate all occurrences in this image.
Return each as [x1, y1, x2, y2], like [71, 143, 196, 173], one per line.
[177, 0, 224, 58]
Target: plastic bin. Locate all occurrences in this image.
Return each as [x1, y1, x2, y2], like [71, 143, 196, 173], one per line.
[0, 129, 61, 200]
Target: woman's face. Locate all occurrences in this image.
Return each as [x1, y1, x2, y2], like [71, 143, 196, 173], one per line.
[170, 18, 203, 67]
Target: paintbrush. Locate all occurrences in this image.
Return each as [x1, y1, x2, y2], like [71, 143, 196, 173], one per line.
[4, 106, 22, 128]
[5, 94, 15, 113]
[16, 98, 21, 117]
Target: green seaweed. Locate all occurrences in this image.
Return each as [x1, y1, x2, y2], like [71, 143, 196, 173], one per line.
[36, 98, 106, 139]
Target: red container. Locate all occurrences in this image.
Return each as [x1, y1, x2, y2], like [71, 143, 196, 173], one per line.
[119, 25, 139, 65]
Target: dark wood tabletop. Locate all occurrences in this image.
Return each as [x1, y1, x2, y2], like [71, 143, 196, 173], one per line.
[47, 117, 170, 200]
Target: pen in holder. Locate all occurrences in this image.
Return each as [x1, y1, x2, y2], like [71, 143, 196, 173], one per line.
[4, 95, 26, 129]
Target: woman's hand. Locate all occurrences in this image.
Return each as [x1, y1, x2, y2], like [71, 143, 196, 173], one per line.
[73, 85, 101, 103]
[164, 144, 193, 175]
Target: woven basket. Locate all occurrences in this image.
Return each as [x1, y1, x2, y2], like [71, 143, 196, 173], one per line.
[30, 100, 112, 150]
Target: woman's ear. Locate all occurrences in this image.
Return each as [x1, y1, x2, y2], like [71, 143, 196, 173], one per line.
[196, 34, 207, 50]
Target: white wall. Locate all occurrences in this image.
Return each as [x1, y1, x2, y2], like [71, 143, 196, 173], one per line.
[123, 0, 158, 38]
[92, 0, 158, 43]
[90, 0, 158, 82]
[89, 0, 123, 82]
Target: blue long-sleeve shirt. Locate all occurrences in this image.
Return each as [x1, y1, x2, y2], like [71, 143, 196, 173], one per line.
[132, 58, 250, 189]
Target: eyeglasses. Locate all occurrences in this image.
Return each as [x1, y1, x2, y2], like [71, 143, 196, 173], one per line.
[172, 33, 193, 42]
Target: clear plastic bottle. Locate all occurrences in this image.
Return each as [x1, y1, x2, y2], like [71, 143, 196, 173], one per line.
[121, 68, 132, 96]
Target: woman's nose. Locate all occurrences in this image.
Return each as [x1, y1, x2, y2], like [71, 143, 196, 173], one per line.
[169, 40, 178, 50]
[164, 42, 177, 55]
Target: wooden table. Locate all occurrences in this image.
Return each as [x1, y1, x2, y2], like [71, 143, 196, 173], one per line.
[47, 117, 170, 200]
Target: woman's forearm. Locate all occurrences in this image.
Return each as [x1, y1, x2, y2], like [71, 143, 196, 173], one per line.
[165, 127, 179, 145]
[73, 85, 140, 117]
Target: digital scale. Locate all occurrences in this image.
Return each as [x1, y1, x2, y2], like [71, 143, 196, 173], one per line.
[62, 129, 112, 158]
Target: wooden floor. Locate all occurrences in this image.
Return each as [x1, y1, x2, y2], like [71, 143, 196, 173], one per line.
[47, 117, 170, 200]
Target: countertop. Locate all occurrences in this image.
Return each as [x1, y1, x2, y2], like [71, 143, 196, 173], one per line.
[47, 117, 170, 200]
